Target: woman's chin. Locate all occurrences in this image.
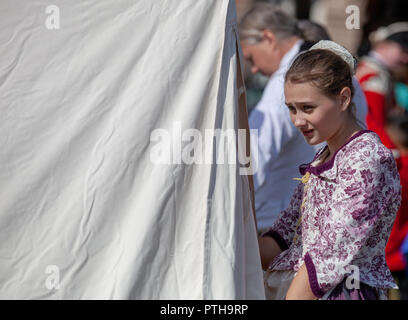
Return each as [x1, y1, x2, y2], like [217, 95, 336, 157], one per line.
[304, 136, 324, 146]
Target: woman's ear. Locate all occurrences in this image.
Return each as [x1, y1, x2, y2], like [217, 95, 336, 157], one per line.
[339, 87, 352, 111]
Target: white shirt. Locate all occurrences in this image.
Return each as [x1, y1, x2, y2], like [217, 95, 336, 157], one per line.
[249, 40, 316, 230]
[352, 76, 368, 128]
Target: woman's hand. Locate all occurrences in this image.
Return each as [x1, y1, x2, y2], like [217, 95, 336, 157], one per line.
[285, 263, 318, 300]
[258, 236, 282, 270]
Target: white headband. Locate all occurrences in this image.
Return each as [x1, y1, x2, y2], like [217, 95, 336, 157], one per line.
[309, 40, 356, 75]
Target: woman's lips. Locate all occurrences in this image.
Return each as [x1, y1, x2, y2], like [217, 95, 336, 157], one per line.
[301, 129, 314, 137]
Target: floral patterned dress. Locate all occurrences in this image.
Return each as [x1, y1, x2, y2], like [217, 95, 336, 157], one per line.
[263, 130, 401, 299]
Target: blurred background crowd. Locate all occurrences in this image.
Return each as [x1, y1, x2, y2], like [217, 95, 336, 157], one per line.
[237, 0, 408, 112]
[235, 0, 408, 299]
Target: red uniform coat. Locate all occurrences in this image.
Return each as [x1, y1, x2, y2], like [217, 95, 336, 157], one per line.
[386, 155, 408, 271]
[356, 54, 396, 149]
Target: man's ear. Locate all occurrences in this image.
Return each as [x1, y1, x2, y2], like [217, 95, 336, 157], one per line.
[262, 29, 277, 48]
[339, 87, 352, 111]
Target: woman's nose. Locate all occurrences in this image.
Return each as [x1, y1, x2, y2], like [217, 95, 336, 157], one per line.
[293, 114, 306, 127]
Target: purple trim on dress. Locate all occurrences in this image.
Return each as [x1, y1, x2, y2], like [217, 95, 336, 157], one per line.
[304, 252, 325, 298]
[262, 229, 289, 251]
[299, 130, 373, 176]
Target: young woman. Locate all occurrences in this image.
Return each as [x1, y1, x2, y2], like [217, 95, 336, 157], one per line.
[259, 41, 401, 300]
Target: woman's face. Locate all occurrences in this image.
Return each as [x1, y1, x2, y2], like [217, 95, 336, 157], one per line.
[284, 81, 350, 145]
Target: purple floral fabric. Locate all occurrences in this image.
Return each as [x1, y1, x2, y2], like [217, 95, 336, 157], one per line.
[265, 131, 401, 298]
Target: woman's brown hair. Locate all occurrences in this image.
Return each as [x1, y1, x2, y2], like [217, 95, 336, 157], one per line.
[285, 49, 355, 102]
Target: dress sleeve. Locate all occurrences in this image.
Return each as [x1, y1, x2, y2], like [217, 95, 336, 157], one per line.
[304, 143, 401, 297]
[261, 182, 303, 251]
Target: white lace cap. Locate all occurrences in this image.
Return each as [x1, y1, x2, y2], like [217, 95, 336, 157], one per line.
[309, 40, 356, 75]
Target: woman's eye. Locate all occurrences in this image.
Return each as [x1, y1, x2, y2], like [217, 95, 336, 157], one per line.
[303, 105, 314, 111]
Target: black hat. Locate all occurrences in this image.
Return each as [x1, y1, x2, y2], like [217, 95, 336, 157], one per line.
[370, 22, 408, 50]
[386, 31, 408, 50]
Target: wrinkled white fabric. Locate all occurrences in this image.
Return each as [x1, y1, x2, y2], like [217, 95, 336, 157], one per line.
[0, 0, 264, 299]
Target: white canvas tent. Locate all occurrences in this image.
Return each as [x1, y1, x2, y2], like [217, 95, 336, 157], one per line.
[0, 0, 264, 299]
